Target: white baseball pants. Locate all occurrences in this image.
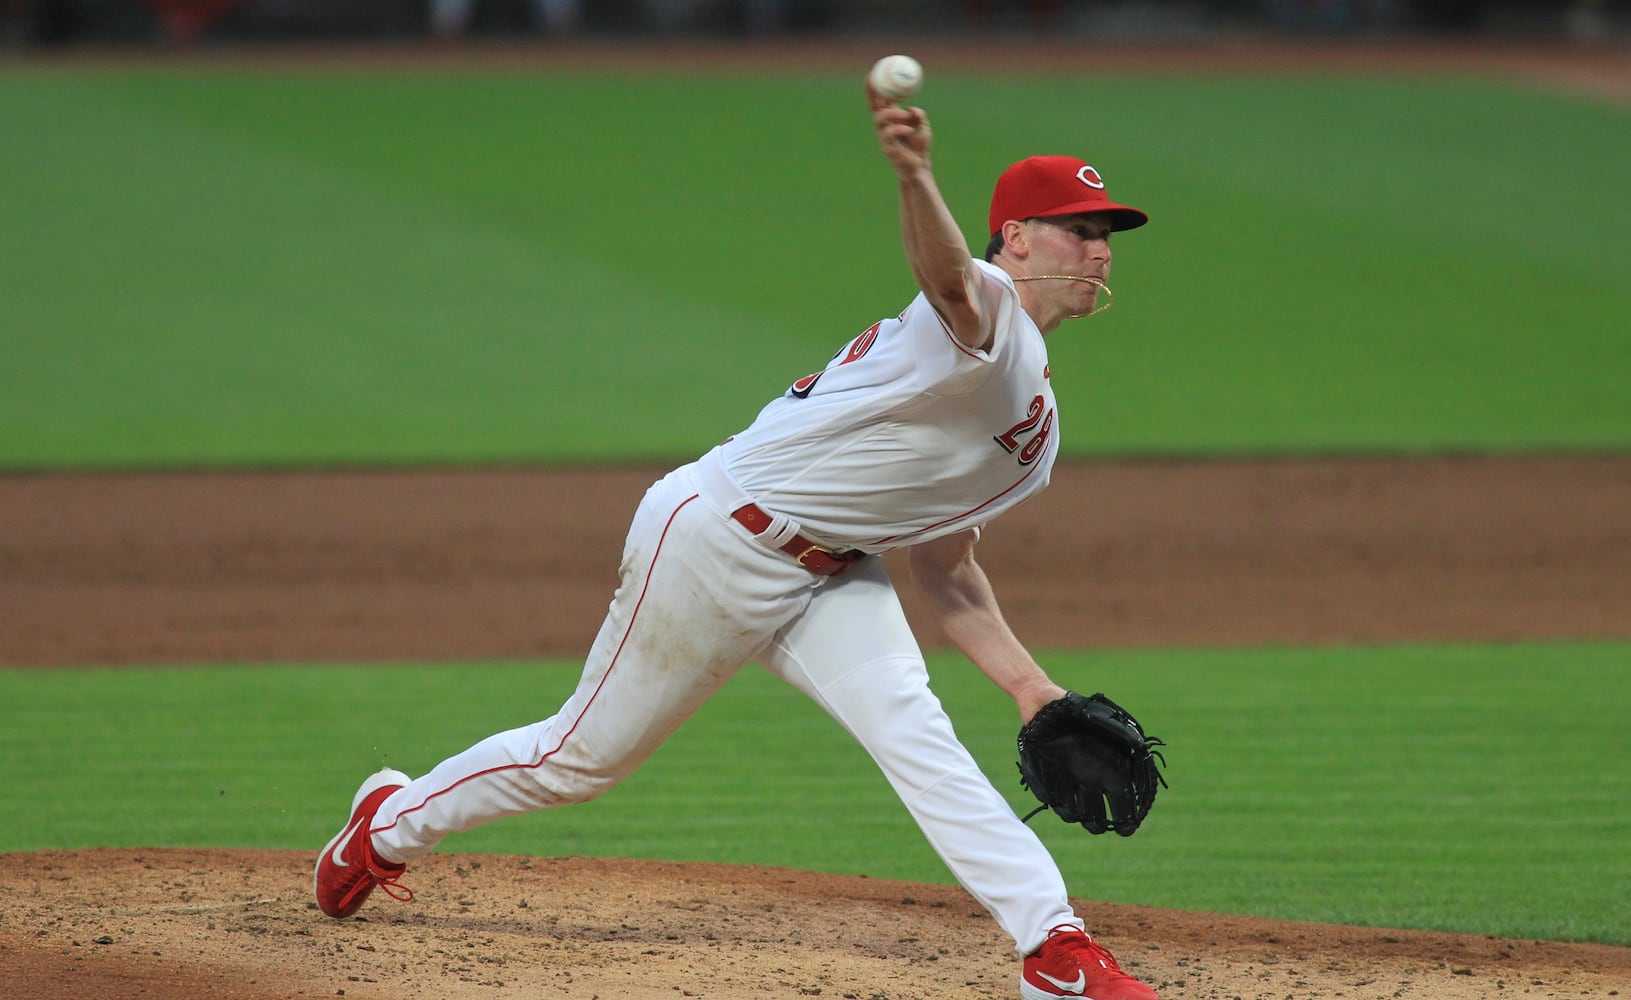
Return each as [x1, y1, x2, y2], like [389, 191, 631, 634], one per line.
[367, 456, 1081, 954]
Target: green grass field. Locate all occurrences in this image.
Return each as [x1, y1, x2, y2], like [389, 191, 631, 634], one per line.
[3, 643, 1628, 945]
[2, 69, 1628, 466]
[3, 62, 1628, 952]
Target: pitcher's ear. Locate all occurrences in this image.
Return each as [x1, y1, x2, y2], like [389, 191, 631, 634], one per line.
[1000, 219, 1032, 258]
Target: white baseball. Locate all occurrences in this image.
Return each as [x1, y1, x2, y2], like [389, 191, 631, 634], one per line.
[869, 54, 923, 102]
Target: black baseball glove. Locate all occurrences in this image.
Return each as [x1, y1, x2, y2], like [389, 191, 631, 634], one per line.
[1017, 691, 1167, 835]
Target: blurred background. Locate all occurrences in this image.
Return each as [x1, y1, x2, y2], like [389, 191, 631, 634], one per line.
[3, 0, 1627, 48]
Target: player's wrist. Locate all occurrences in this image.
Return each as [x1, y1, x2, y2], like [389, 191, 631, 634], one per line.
[1015, 680, 1067, 723]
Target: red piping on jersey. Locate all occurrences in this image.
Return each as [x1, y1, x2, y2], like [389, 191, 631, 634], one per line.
[871, 459, 1047, 548]
[371, 493, 702, 838]
[933, 309, 986, 360]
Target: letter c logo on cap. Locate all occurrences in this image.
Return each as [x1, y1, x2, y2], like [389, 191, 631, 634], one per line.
[1076, 165, 1105, 189]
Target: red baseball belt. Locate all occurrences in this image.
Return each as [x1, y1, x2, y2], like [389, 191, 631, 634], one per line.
[730, 504, 865, 577]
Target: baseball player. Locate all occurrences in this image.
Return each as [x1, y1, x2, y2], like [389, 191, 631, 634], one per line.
[315, 80, 1157, 1000]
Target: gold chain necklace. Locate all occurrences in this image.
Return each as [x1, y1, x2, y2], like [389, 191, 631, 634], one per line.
[1011, 275, 1113, 317]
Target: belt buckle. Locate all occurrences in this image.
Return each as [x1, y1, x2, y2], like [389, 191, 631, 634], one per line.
[794, 544, 835, 569]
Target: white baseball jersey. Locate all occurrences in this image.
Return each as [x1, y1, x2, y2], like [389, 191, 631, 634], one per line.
[719, 259, 1058, 550]
[363, 256, 1084, 959]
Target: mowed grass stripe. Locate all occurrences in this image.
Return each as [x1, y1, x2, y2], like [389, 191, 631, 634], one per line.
[2, 70, 1628, 466]
[3, 641, 1627, 944]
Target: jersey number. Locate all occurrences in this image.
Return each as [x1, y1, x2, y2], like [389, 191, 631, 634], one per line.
[994, 395, 1054, 465]
[790, 322, 882, 398]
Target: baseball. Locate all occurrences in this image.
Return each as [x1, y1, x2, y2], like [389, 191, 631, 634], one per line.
[869, 54, 923, 102]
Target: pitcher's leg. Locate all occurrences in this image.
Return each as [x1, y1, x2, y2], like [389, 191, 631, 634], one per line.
[757, 560, 1078, 955]
[372, 476, 804, 863]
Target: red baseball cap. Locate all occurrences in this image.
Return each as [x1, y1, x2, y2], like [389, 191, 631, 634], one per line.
[987, 155, 1149, 237]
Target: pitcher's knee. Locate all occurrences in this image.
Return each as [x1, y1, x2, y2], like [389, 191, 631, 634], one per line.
[523, 754, 638, 807]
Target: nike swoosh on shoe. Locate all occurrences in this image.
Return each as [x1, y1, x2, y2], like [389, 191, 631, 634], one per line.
[1038, 970, 1088, 994]
[327, 816, 362, 869]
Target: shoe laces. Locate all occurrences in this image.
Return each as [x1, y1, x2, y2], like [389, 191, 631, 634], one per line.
[1044, 925, 1133, 980]
[346, 824, 415, 906]
[362, 836, 414, 903]
[372, 867, 414, 903]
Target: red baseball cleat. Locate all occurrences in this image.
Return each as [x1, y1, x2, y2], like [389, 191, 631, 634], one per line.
[1021, 925, 1159, 1000]
[313, 768, 414, 919]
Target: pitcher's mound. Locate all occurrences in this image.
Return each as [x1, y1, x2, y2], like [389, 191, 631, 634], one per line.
[3, 848, 1627, 999]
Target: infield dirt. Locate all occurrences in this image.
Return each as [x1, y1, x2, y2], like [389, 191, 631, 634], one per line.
[5, 454, 1630, 999]
[3, 34, 1630, 1000]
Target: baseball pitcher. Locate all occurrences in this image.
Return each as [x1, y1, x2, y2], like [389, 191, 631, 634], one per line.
[316, 65, 1164, 1000]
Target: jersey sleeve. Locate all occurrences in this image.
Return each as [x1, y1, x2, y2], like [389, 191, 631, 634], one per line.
[911, 260, 1026, 395]
[972, 260, 1023, 356]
